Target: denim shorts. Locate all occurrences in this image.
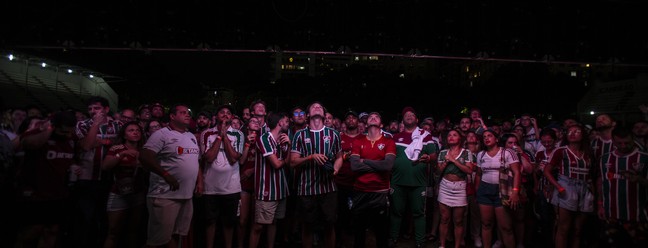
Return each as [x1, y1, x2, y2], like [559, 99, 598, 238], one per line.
[476, 181, 503, 207]
[550, 175, 594, 212]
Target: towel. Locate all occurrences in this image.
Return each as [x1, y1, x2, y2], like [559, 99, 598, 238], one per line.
[404, 127, 429, 161]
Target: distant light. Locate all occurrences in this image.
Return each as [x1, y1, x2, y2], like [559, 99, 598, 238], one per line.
[570, 71, 577, 77]
[298, 66, 305, 70]
[289, 57, 293, 63]
[41, 62, 46, 67]
[67, 69, 73, 73]
[354, 56, 359, 61]
[590, 111, 595, 115]
[466, 66, 470, 72]
[89, 74, 94, 78]
[585, 64, 590, 68]
[270, 81, 276, 84]
[188, 108, 192, 112]
[8, 54, 14, 61]
[399, 73, 405, 78]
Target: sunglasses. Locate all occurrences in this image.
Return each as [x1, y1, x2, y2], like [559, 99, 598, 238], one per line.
[293, 111, 305, 117]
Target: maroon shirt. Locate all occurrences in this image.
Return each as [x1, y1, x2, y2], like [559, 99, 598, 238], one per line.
[335, 132, 365, 188]
[19, 129, 76, 201]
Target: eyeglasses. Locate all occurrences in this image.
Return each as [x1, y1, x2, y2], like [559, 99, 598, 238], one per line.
[568, 130, 582, 135]
[293, 111, 305, 117]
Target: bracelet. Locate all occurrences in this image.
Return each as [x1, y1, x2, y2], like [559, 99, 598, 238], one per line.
[161, 171, 170, 177]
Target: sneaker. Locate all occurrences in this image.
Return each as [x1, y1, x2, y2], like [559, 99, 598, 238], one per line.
[474, 236, 483, 247]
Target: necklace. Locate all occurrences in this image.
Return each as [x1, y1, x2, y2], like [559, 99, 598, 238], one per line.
[367, 136, 380, 148]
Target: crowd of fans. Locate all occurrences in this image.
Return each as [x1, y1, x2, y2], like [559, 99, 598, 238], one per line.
[1, 96, 648, 248]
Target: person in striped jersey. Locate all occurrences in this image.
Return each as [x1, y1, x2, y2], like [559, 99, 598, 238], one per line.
[591, 113, 617, 162]
[249, 112, 291, 248]
[596, 126, 648, 247]
[290, 101, 342, 248]
[543, 124, 594, 248]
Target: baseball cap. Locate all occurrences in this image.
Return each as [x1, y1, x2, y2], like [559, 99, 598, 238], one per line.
[359, 112, 369, 119]
[345, 111, 359, 118]
[215, 104, 235, 114]
[197, 110, 211, 118]
[402, 106, 416, 116]
[367, 111, 381, 118]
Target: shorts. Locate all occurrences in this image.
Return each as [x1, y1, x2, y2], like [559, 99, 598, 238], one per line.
[204, 193, 241, 226]
[299, 192, 338, 224]
[438, 178, 468, 207]
[146, 197, 193, 246]
[476, 181, 503, 207]
[254, 198, 287, 224]
[551, 175, 594, 212]
[106, 192, 146, 212]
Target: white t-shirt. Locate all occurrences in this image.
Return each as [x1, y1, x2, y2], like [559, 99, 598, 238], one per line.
[199, 126, 244, 195]
[144, 127, 200, 199]
[476, 148, 519, 184]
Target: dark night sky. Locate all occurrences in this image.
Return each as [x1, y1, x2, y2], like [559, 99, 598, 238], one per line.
[3, 0, 648, 122]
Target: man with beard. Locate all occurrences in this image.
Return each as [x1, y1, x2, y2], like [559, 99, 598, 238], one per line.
[389, 107, 439, 248]
[282, 106, 307, 244]
[333, 111, 365, 247]
[592, 113, 617, 161]
[596, 126, 648, 247]
[288, 106, 307, 140]
[197, 105, 244, 248]
[290, 101, 342, 248]
[193, 111, 212, 140]
[150, 103, 165, 122]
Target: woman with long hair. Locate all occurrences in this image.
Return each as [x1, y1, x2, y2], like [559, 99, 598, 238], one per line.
[543, 124, 594, 248]
[437, 129, 475, 248]
[475, 129, 521, 248]
[101, 121, 147, 248]
[464, 130, 483, 247]
[237, 116, 260, 248]
[500, 133, 534, 247]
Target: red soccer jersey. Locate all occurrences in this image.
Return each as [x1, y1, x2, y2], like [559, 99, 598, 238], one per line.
[19, 129, 76, 201]
[335, 132, 365, 188]
[351, 136, 396, 192]
[107, 144, 147, 195]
